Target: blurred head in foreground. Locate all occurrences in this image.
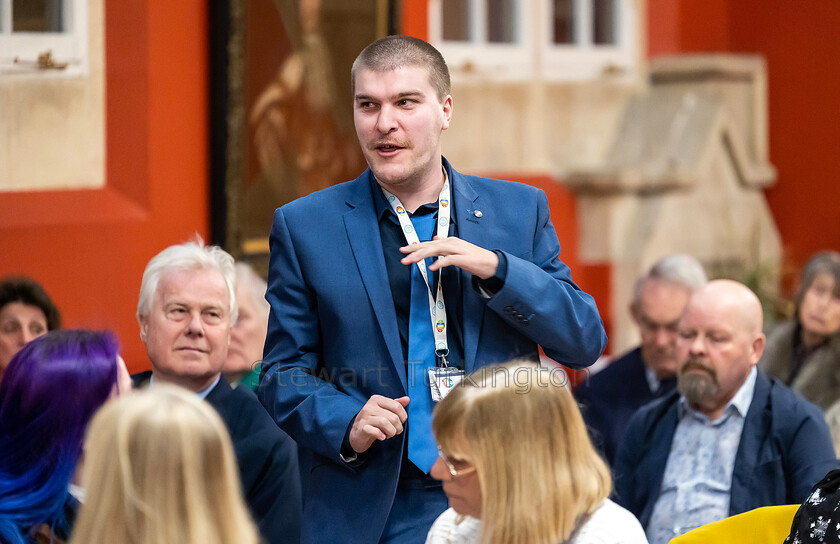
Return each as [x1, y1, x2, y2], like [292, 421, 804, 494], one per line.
[71, 385, 259, 544]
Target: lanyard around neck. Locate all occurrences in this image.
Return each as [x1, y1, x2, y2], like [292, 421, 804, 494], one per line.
[381, 179, 451, 365]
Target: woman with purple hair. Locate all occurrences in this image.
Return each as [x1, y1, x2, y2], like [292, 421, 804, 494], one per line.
[0, 329, 132, 544]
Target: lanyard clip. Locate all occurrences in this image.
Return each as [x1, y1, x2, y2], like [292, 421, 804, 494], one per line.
[435, 348, 450, 368]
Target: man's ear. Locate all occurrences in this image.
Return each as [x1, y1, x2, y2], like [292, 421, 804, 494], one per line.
[138, 314, 149, 343]
[750, 333, 766, 365]
[441, 95, 453, 131]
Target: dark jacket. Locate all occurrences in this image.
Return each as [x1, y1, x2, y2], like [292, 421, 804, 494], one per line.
[760, 320, 840, 410]
[614, 370, 838, 528]
[132, 372, 302, 544]
[575, 347, 676, 464]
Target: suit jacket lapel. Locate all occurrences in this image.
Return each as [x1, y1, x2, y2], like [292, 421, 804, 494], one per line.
[343, 173, 407, 392]
[730, 370, 771, 511]
[449, 164, 488, 372]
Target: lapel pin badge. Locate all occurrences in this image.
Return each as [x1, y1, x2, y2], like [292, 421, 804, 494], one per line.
[473, 210, 483, 218]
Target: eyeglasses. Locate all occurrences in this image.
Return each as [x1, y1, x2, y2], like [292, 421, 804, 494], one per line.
[437, 446, 476, 478]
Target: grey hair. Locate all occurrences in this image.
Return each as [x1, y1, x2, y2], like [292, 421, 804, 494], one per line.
[351, 35, 451, 102]
[136, 237, 238, 324]
[234, 262, 269, 321]
[796, 251, 840, 309]
[631, 254, 708, 308]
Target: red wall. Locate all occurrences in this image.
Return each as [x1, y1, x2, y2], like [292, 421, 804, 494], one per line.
[0, 1, 209, 372]
[649, 0, 840, 291]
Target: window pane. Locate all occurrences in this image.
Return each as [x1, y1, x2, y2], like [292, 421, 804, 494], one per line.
[442, 0, 471, 41]
[487, 0, 516, 43]
[553, 0, 576, 44]
[593, 0, 617, 45]
[13, 0, 63, 32]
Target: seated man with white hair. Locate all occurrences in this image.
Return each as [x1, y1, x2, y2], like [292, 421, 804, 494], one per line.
[614, 279, 838, 544]
[132, 239, 302, 544]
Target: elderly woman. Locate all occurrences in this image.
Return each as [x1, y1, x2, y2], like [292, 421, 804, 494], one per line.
[70, 386, 260, 544]
[760, 251, 840, 410]
[0, 330, 131, 544]
[0, 276, 61, 381]
[427, 361, 648, 544]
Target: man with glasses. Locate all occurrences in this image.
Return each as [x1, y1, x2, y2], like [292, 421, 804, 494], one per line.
[576, 255, 706, 464]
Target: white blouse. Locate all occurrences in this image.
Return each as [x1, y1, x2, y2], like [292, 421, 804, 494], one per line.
[426, 498, 648, 544]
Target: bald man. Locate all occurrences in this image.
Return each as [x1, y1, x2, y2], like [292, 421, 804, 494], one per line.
[614, 280, 838, 544]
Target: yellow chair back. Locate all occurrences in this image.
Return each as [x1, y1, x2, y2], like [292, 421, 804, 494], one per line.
[668, 504, 799, 544]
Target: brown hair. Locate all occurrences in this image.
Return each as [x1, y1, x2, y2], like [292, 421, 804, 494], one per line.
[351, 35, 451, 101]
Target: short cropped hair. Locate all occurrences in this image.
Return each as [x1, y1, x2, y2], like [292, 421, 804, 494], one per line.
[631, 254, 707, 309]
[235, 263, 269, 322]
[0, 276, 61, 330]
[433, 360, 611, 544]
[796, 251, 840, 309]
[351, 35, 451, 101]
[0, 330, 120, 544]
[136, 238, 237, 324]
[70, 386, 259, 544]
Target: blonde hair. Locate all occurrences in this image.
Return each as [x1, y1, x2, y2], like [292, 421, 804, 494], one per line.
[432, 361, 611, 544]
[70, 386, 259, 544]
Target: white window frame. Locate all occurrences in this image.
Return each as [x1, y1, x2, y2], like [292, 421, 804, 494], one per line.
[429, 0, 638, 83]
[0, 0, 89, 77]
[541, 0, 637, 81]
[429, 0, 534, 81]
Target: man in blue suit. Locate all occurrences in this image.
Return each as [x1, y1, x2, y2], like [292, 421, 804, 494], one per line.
[258, 35, 607, 544]
[575, 254, 706, 464]
[613, 280, 837, 544]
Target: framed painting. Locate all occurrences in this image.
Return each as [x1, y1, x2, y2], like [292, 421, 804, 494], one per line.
[210, 0, 399, 272]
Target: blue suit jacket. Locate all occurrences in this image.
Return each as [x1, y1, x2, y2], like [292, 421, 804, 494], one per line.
[259, 159, 607, 543]
[575, 347, 676, 464]
[613, 370, 838, 529]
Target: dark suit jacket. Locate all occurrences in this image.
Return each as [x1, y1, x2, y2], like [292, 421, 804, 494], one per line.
[259, 158, 607, 543]
[132, 372, 302, 544]
[575, 347, 676, 464]
[613, 370, 838, 528]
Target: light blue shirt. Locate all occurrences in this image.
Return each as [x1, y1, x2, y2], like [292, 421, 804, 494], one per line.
[646, 367, 758, 544]
[646, 367, 664, 394]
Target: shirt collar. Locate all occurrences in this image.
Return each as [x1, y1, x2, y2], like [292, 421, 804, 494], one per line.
[149, 373, 221, 401]
[371, 167, 455, 223]
[678, 366, 757, 423]
[645, 366, 663, 394]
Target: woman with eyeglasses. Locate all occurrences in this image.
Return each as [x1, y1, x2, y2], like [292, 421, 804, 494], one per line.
[427, 360, 648, 544]
[760, 250, 840, 410]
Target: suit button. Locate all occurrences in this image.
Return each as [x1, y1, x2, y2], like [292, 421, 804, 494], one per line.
[504, 306, 515, 315]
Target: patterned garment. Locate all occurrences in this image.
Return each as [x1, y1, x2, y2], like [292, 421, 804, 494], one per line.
[785, 470, 840, 544]
[646, 369, 757, 544]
